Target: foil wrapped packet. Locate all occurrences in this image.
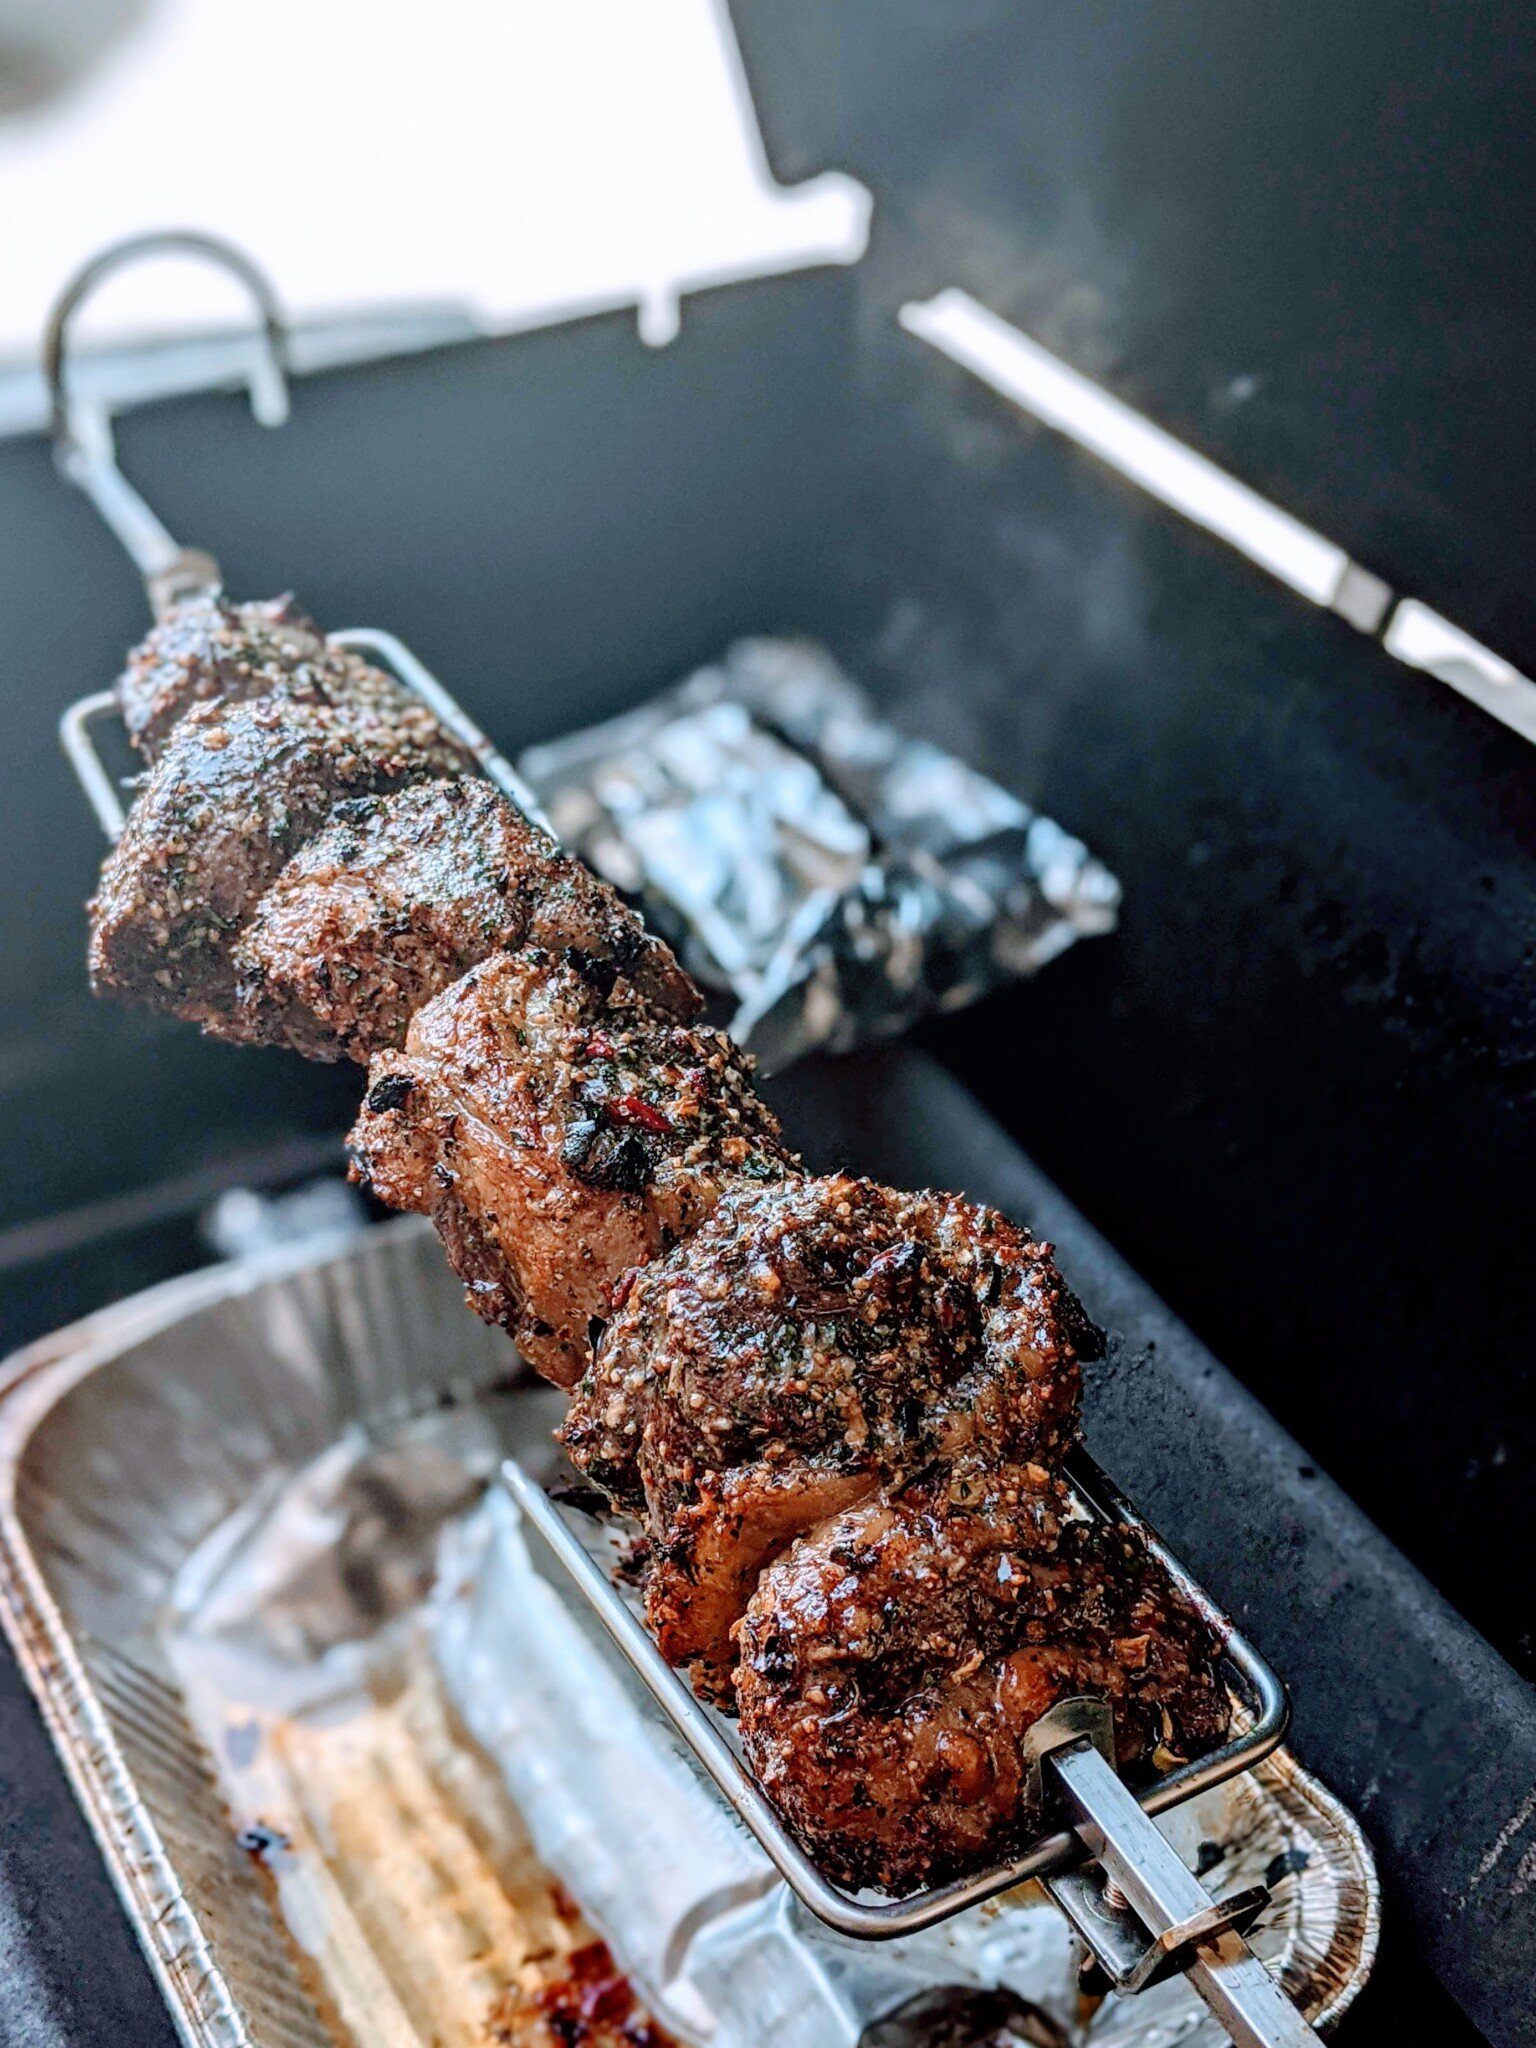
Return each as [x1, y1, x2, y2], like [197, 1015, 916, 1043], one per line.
[520, 640, 1120, 1072]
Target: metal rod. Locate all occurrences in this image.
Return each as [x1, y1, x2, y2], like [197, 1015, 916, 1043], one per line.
[57, 445, 183, 584]
[61, 631, 554, 847]
[1049, 1738, 1319, 2048]
[42, 230, 291, 608]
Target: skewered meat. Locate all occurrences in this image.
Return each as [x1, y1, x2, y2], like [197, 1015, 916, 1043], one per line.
[84, 596, 1233, 1896]
[560, 1175, 1091, 1700]
[114, 592, 423, 761]
[734, 1460, 1228, 1892]
[348, 946, 793, 1386]
[232, 779, 699, 1063]
[89, 692, 471, 1028]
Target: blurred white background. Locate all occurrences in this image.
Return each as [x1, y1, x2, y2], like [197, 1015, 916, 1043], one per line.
[0, 0, 867, 371]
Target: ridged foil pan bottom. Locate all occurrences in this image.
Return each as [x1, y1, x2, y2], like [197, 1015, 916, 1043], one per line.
[0, 1218, 1379, 2047]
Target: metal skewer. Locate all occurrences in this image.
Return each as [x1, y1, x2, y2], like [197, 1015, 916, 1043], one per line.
[1043, 1722, 1316, 2047]
[46, 231, 1321, 2047]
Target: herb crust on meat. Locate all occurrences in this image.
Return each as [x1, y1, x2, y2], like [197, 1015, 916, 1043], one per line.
[735, 1460, 1228, 1891]
[562, 1174, 1091, 1700]
[348, 945, 793, 1386]
[115, 592, 432, 761]
[233, 778, 697, 1062]
[89, 692, 470, 1027]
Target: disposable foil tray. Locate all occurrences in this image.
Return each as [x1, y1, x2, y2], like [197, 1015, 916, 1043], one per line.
[0, 1221, 1378, 2048]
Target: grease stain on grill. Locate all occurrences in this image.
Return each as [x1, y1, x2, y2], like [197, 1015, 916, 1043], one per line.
[861, 1985, 1066, 2048]
[486, 1936, 677, 2048]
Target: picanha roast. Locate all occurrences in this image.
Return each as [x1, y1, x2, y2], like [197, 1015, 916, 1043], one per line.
[86, 591, 1230, 1893]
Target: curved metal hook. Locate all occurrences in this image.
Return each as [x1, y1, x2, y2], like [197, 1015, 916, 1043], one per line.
[42, 230, 291, 610]
[45, 228, 290, 448]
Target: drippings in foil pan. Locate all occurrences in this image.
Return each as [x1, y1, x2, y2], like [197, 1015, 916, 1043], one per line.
[519, 640, 1122, 1073]
[0, 1221, 1377, 2048]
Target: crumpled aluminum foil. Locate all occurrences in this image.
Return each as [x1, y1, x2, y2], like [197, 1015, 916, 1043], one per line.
[519, 640, 1121, 1072]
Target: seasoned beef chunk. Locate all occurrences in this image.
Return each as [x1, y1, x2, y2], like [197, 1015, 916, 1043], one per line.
[561, 1174, 1089, 1700]
[348, 947, 792, 1387]
[113, 592, 432, 761]
[232, 779, 699, 1062]
[88, 693, 468, 1028]
[735, 1461, 1229, 1892]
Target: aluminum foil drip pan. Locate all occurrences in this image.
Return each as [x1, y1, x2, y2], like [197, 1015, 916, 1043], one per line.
[0, 1220, 1379, 2048]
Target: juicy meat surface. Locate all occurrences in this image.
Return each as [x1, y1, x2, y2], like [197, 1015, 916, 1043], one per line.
[560, 1174, 1091, 1700]
[89, 694, 469, 1027]
[348, 947, 793, 1386]
[735, 1462, 1230, 1893]
[231, 779, 699, 1062]
[114, 592, 431, 761]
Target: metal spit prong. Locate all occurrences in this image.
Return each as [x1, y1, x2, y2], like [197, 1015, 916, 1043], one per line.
[59, 691, 130, 840]
[1045, 1733, 1320, 2048]
[42, 230, 291, 612]
[62, 627, 548, 847]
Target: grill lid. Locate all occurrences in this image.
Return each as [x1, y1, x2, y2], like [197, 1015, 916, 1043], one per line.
[728, 0, 1536, 661]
